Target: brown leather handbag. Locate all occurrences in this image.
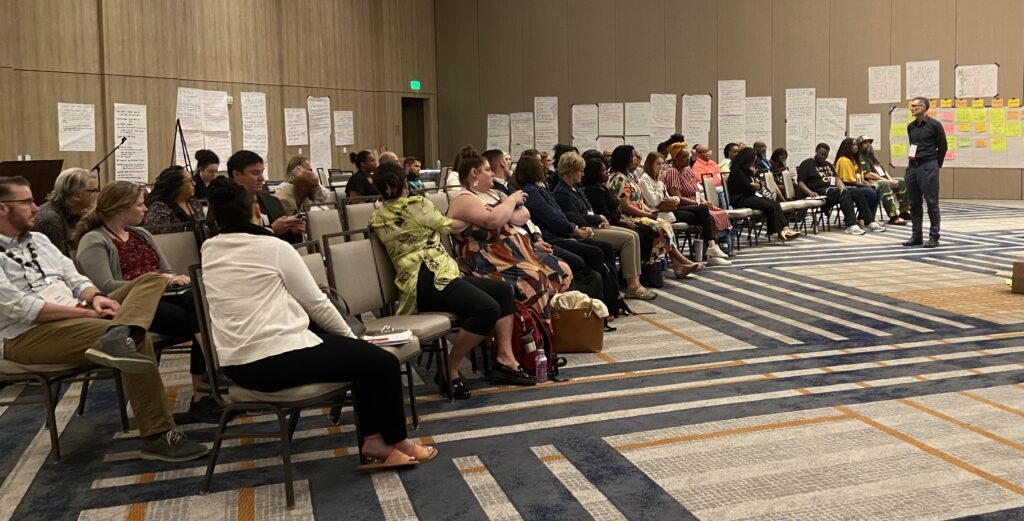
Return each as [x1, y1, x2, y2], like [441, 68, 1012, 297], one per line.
[551, 308, 605, 353]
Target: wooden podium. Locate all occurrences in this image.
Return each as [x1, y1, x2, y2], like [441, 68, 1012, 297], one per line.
[0, 160, 65, 205]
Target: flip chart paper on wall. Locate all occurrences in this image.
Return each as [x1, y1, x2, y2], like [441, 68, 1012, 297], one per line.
[571, 104, 598, 140]
[307, 96, 333, 171]
[649, 94, 677, 138]
[201, 90, 232, 170]
[241, 92, 270, 161]
[906, 60, 940, 100]
[625, 135, 652, 155]
[745, 96, 772, 149]
[333, 110, 354, 146]
[785, 88, 816, 163]
[849, 113, 881, 144]
[510, 112, 535, 158]
[815, 98, 847, 159]
[624, 102, 652, 137]
[868, 65, 901, 104]
[486, 113, 510, 152]
[572, 138, 599, 152]
[681, 94, 712, 138]
[598, 103, 624, 136]
[113, 103, 148, 183]
[717, 80, 746, 150]
[284, 108, 308, 146]
[58, 103, 95, 152]
[533, 97, 558, 154]
[174, 87, 205, 166]
[955, 64, 998, 98]
[597, 136, 624, 151]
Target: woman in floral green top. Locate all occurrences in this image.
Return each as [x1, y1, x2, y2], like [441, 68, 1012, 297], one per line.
[369, 164, 533, 399]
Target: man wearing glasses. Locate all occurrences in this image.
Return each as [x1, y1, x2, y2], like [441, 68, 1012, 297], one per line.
[34, 167, 100, 256]
[0, 176, 208, 462]
[904, 97, 947, 248]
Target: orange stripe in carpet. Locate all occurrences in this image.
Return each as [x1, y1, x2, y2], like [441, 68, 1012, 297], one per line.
[913, 375, 929, 381]
[820, 367, 834, 373]
[855, 381, 872, 388]
[126, 502, 147, 521]
[899, 399, 1024, 452]
[136, 473, 155, 484]
[237, 488, 256, 521]
[595, 352, 617, 363]
[788, 354, 802, 360]
[988, 332, 1024, 340]
[836, 405, 1024, 496]
[538, 454, 566, 463]
[333, 448, 349, 457]
[632, 313, 719, 352]
[796, 388, 812, 395]
[873, 361, 888, 367]
[958, 391, 1024, 418]
[459, 466, 487, 475]
[967, 368, 985, 375]
[615, 414, 852, 452]
[239, 461, 255, 470]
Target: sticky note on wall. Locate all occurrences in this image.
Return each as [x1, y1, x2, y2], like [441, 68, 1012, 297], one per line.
[955, 108, 970, 121]
[959, 122, 972, 133]
[890, 123, 908, 137]
[992, 137, 1007, 151]
[1008, 121, 1022, 137]
[946, 136, 957, 149]
[959, 137, 973, 148]
[973, 99, 986, 108]
[971, 108, 987, 122]
[976, 137, 989, 148]
[891, 143, 908, 157]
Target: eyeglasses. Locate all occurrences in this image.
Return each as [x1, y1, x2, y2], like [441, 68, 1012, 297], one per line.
[0, 198, 36, 205]
[82, 188, 100, 193]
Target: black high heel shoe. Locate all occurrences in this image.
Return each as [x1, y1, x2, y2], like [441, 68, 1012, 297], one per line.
[434, 371, 471, 400]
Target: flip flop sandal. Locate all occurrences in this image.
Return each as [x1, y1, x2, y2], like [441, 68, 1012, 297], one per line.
[405, 443, 439, 463]
[356, 448, 420, 471]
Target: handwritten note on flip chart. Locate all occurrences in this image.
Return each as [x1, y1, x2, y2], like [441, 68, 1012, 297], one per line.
[510, 112, 535, 158]
[624, 102, 652, 137]
[486, 114, 510, 152]
[681, 94, 712, 137]
[745, 97, 772, 148]
[906, 60, 940, 100]
[307, 96, 333, 171]
[241, 92, 269, 162]
[534, 97, 559, 154]
[333, 110, 354, 146]
[598, 103, 624, 136]
[849, 113, 881, 144]
[284, 108, 308, 146]
[649, 94, 677, 138]
[57, 103, 96, 152]
[785, 88, 816, 163]
[571, 104, 599, 140]
[113, 103, 148, 183]
[868, 65, 901, 104]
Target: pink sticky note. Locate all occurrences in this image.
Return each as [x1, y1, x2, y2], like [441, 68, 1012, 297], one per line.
[945, 150, 955, 160]
[941, 111, 955, 121]
[943, 123, 954, 133]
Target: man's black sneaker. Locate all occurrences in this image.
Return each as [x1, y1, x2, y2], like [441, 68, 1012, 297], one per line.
[140, 430, 209, 462]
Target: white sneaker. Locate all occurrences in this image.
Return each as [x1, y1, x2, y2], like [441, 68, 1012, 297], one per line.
[866, 222, 886, 232]
[707, 243, 729, 259]
[845, 224, 866, 235]
[707, 256, 732, 267]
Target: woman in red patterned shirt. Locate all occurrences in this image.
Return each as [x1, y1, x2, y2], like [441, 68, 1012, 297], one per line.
[664, 142, 733, 256]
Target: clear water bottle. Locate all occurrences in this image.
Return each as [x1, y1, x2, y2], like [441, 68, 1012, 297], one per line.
[535, 348, 548, 384]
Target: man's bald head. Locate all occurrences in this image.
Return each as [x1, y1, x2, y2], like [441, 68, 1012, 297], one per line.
[379, 151, 400, 165]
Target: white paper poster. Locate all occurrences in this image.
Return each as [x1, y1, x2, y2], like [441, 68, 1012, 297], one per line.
[510, 112, 535, 158]
[955, 64, 998, 99]
[533, 97, 558, 154]
[333, 110, 354, 146]
[649, 94, 677, 139]
[174, 87, 204, 166]
[906, 60, 940, 100]
[625, 135, 652, 156]
[113, 103, 148, 183]
[815, 98, 847, 160]
[785, 88, 816, 163]
[848, 113, 882, 144]
[57, 103, 95, 152]
[624, 102, 652, 137]
[307, 96, 333, 171]
[745, 97, 772, 149]
[681, 94, 712, 143]
[201, 90, 231, 168]
[598, 103, 624, 137]
[572, 138, 599, 152]
[571, 104, 599, 140]
[597, 136, 624, 152]
[868, 65, 901, 104]
[486, 114, 510, 152]
[241, 92, 269, 164]
[718, 81, 747, 153]
[284, 108, 309, 146]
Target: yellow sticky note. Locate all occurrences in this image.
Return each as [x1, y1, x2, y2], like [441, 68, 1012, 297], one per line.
[959, 137, 973, 148]
[891, 143, 908, 157]
[890, 123, 908, 137]
[992, 137, 1007, 151]
[1008, 121, 1022, 137]
[990, 108, 1006, 123]
[1008, 110, 1020, 120]
[976, 137, 989, 148]
[946, 136, 957, 149]
[1010, 98, 1021, 108]
[956, 99, 969, 108]
[940, 99, 953, 108]
[976, 123, 988, 133]
[958, 122, 972, 133]
[971, 108, 987, 122]
[992, 98, 1004, 108]
[991, 121, 1006, 136]
[973, 99, 986, 108]
[955, 108, 970, 121]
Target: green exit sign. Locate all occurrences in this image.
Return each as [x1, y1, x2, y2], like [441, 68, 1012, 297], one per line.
[409, 80, 421, 91]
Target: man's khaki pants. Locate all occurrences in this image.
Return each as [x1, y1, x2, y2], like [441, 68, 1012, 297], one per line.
[5, 273, 175, 437]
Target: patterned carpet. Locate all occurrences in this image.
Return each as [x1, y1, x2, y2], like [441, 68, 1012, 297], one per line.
[2, 200, 1023, 521]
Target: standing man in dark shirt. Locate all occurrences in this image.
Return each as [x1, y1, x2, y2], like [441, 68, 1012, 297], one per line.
[904, 97, 947, 248]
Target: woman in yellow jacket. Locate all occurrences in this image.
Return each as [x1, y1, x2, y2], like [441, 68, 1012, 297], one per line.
[834, 138, 884, 231]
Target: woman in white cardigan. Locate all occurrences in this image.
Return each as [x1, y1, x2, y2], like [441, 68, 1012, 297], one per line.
[200, 177, 436, 468]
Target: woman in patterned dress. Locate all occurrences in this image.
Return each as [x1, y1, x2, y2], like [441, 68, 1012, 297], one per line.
[607, 145, 701, 279]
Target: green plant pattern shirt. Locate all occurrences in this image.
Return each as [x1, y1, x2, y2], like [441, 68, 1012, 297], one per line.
[369, 196, 461, 315]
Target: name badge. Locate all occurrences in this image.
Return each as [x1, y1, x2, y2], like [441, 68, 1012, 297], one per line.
[828, 176, 837, 187]
[39, 282, 77, 306]
[908, 144, 918, 159]
[586, 209, 595, 216]
[261, 213, 270, 226]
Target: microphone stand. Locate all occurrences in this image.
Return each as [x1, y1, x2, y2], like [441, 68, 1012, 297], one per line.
[92, 136, 128, 176]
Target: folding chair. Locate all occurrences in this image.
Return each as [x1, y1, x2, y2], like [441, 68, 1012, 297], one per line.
[306, 203, 344, 250]
[190, 266, 358, 510]
[783, 173, 825, 234]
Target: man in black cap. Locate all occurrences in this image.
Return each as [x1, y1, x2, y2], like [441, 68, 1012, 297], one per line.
[857, 135, 909, 226]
